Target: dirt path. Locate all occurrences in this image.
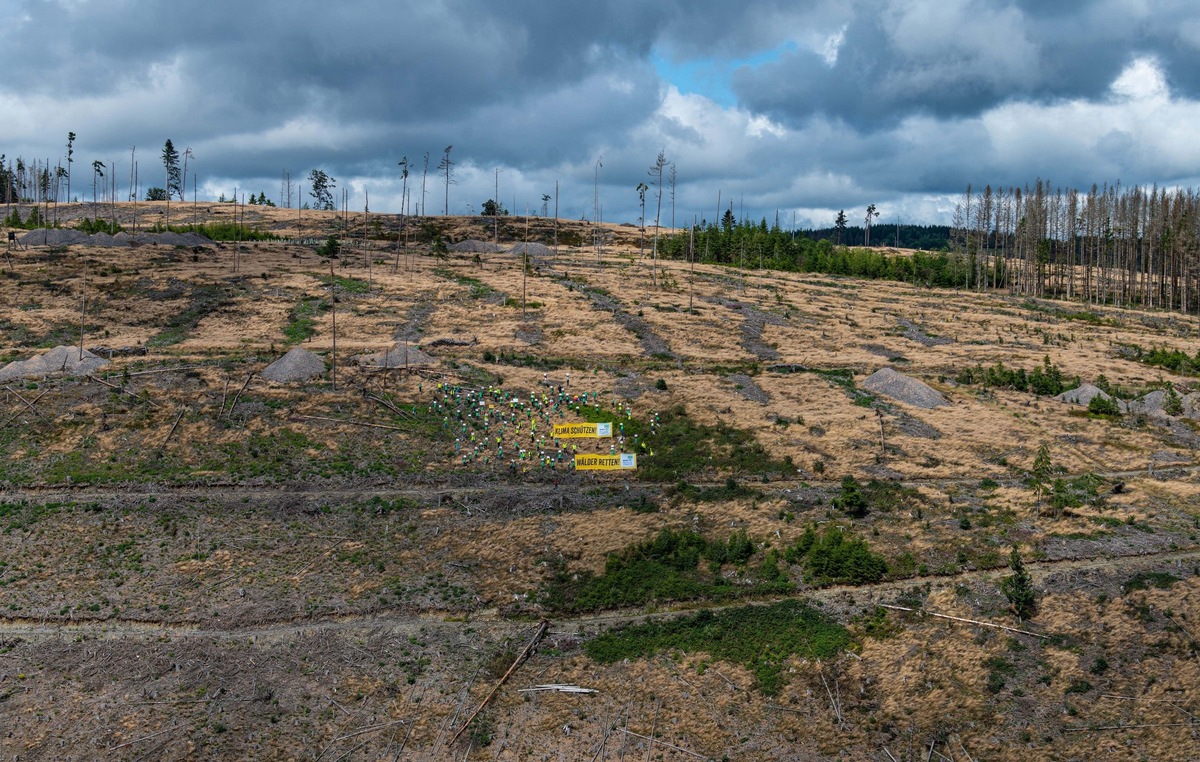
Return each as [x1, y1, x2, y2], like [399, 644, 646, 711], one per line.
[1, 462, 1194, 503]
[1, 546, 1193, 646]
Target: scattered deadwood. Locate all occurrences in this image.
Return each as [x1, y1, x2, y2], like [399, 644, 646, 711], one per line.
[291, 414, 410, 432]
[106, 722, 179, 751]
[223, 373, 254, 418]
[448, 620, 548, 747]
[290, 538, 348, 583]
[1063, 721, 1198, 732]
[162, 408, 186, 447]
[620, 729, 706, 760]
[880, 604, 1048, 639]
[127, 365, 206, 377]
[314, 718, 409, 762]
[87, 374, 162, 408]
[1164, 612, 1200, 648]
[367, 394, 416, 420]
[644, 697, 661, 762]
[517, 684, 596, 694]
[1, 388, 49, 429]
[4, 386, 46, 419]
[820, 670, 845, 726]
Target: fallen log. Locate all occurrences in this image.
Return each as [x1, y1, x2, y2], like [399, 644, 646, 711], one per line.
[449, 620, 548, 747]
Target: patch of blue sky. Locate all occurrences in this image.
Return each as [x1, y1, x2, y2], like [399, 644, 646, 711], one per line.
[651, 42, 796, 107]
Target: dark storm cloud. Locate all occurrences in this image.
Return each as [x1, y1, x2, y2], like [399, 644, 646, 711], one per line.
[3, 0, 674, 172]
[3, 0, 1200, 225]
[732, 0, 1200, 131]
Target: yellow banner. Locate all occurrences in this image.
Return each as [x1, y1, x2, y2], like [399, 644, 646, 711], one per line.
[553, 422, 612, 439]
[574, 453, 637, 471]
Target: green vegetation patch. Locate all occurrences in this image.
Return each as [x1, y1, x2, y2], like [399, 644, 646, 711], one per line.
[147, 282, 238, 347]
[540, 528, 789, 614]
[955, 355, 1078, 396]
[862, 479, 928, 513]
[668, 476, 762, 503]
[284, 295, 329, 344]
[785, 525, 888, 585]
[0, 500, 71, 533]
[585, 600, 852, 695]
[4, 404, 439, 486]
[434, 268, 495, 300]
[1118, 343, 1200, 377]
[1046, 473, 1104, 513]
[1022, 301, 1115, 326]
[573, 403, 796, 481]
[319, 274, 370, 294]
[154, 222, 278, 241]
[1122, 571, 1180, 593]
[0, 318, 103, 349]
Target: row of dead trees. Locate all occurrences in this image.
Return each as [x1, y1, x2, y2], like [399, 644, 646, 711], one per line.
[950, 181, 1200, 316]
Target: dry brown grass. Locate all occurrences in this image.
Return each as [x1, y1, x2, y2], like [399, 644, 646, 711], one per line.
[1, 204, 1198, 759]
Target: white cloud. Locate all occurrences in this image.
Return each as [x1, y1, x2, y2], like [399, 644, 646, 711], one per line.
[1110, 56, 1169, 102]
[820, 26, 846, 66]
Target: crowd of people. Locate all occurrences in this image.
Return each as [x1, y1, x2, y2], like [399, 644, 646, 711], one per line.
[424, 376, 659, 472]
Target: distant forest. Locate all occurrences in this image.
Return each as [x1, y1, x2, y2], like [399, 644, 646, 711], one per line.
[655, 179, 1200, 320]
[803, 224, 951, 250]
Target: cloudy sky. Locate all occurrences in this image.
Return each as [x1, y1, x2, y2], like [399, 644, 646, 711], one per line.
[3, 0, 1199, 229]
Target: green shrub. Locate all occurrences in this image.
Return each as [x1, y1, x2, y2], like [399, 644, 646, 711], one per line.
[316, 235, 340, 258]
[669, 477, 761, 503]
[150, 221, 277, 241]
[1164, 386, 1184, 416]
[75, 217, 122, 235]
[540, 527, 789, 613]
[833, 475, 869, 517]
[283, 296, 328, 344]
[1122, 571, 1179, 592]
[1134, 344, 1200, 375]
[999, 546, 1036, 621]
[572, 403, 794, 481]
[1087, 395, 1122, 417]
[584, 600, 851, 695]
[956, 356, 1077, 396]
[785, 525, 887, 584]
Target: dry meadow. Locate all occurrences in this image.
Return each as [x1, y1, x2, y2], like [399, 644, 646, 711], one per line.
[0, 202, 1197, 760]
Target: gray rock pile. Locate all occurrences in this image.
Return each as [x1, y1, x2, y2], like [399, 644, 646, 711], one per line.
[728, 373, 770, 404]
[353, 343, 436, 368]
[1054, 384, 1129, 412]
[449, 240, 505, 253]
[1126, 390, 1169, 418]
[0, 346, 109, 382]
[897, 317, 953, 347]
[861, 368, 948, 409]
[260, 347, 326, 382]
[1183, 393, 1200, 419]
[508, 242, 554, 259]
[1058, 384, 1200, 420]
[18, 229, 211, 248]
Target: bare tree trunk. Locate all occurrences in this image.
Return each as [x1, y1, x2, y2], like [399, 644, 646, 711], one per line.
[329, 258, 337, 392]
